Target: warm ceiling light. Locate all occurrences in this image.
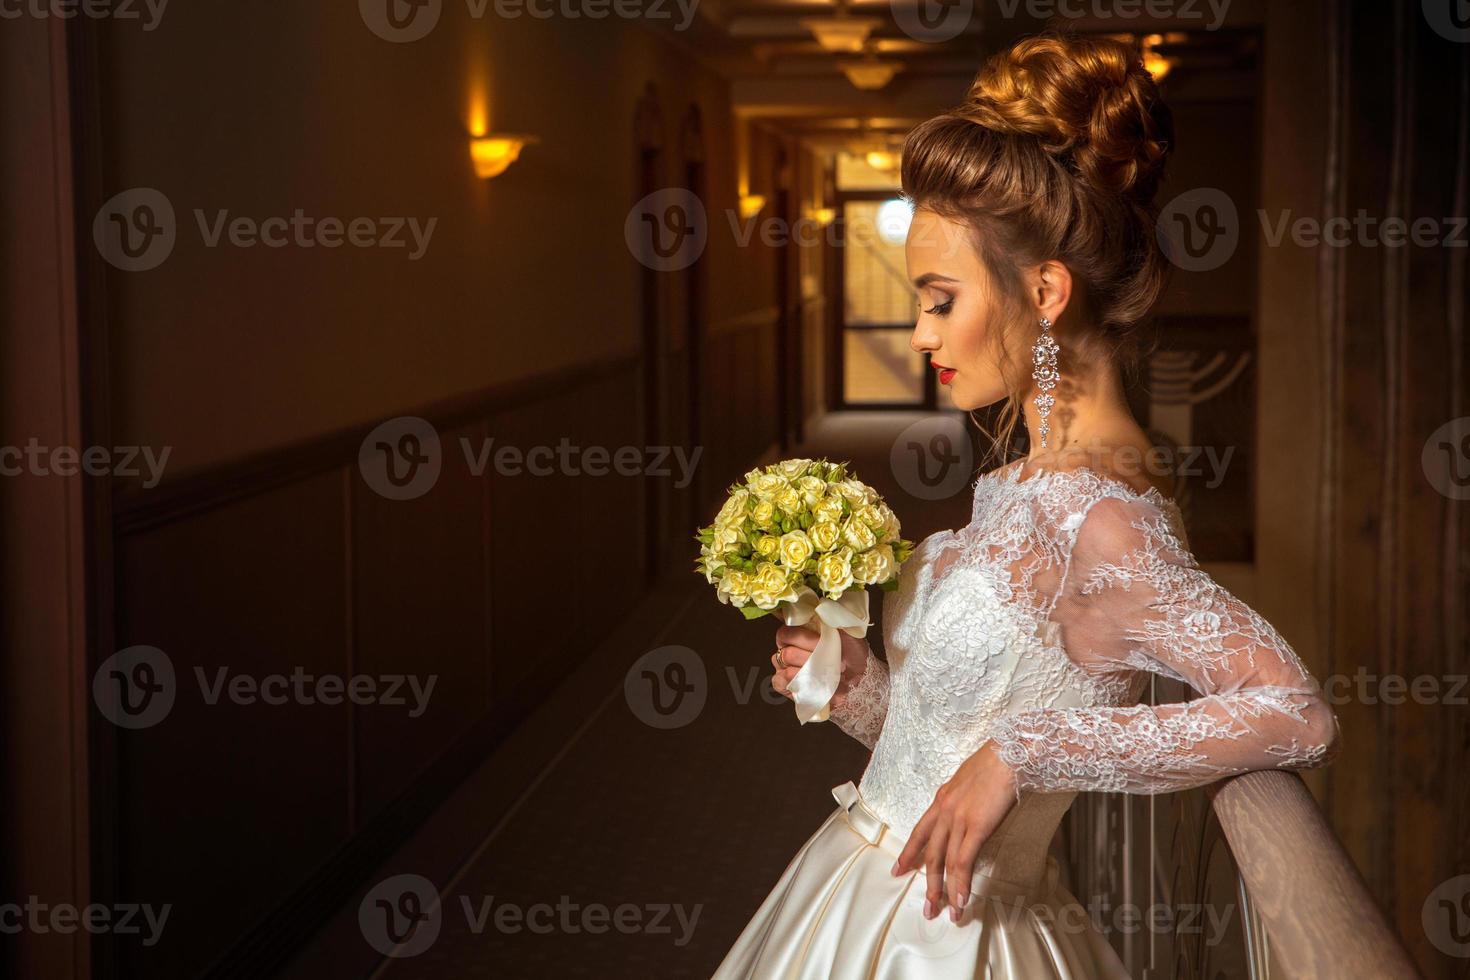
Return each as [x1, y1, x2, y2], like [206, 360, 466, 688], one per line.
[470, 134, 537, 179]
[840, 58, 902, 91]
[739, 194, 767, 220]
[800, 16, 881, 53]
[865, 150, 900, 173]
[804, 206, 836, 226]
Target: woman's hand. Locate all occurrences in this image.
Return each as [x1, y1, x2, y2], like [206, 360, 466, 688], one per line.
[770, 623, 870, 705]
[890, 741, 1019, 921]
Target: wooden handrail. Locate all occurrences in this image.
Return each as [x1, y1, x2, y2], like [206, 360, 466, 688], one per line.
[1207, 770, 1422, 979]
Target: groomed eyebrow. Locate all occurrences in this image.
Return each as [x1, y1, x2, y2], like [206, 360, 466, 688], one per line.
[911, 272, 960, 289]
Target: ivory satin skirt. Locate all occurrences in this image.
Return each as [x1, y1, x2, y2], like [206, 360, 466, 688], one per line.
[711, 782, 1131, 979]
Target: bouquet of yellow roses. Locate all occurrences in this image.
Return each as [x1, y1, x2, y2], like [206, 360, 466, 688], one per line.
[693, 457, 914, 723]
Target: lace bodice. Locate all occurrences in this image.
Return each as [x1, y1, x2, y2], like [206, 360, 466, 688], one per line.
[827, 457, 1341, 843]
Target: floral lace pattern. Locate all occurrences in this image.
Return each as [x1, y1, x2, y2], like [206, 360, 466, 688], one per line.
[828, 648, 890, 749]
[823, 459, 1341, 834]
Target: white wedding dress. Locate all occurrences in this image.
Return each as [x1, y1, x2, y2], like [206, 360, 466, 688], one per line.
[712, 458, 1341, 979]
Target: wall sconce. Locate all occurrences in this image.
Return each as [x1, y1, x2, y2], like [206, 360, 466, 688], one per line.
[470, 134, 537, 179]
[739, 194, 767, 220]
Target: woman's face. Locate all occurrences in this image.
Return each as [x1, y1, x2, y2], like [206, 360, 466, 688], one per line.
[904, 207, 1026, 412]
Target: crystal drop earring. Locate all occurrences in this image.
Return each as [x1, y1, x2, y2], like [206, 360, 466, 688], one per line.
[1031, 315, 1059, 449]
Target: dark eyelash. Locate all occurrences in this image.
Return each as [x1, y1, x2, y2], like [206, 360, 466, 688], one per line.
[923, 299, 954, 316]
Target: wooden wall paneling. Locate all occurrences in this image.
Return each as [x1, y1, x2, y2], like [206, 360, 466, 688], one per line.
[575, 368, 646, 639]
[486, 393, 587, 706]
[1397, 13, 1469, 977]
[0, 14, 94, 980]
[351, 419, 489, 824]
[1332, 0, 1397, 904]
[112, 471, 350, 979]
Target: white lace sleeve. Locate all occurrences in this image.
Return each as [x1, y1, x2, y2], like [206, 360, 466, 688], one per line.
[987, 493, 1341, 797]
[827, 649, 890, 750]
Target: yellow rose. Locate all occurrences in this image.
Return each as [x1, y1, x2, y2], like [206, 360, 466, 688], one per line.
[816, 550, 854, 597]
[712, 522, 743, 552]
[881, 505, 901, 541]
[841, 516, 877, 551]
[716, 488, 749, 525]
[850, 549, 883, 585]
[808, 520, 840, 552]
[751, 499, 777, 528]
[812, 493, 846, 525]
[774, 485, 802, 515]
[749, 561, 799, 609]
[851, 545, 895, 585]
[779, 529, 813, 567]
[755, 534, 781, 559]
[776, 458, 814, 480]
[750, 472, 789, 499]
[873, 543, 896, 582]
[717, 568, 752, 605]
[855, 503, 886, 530]
[794, 474, 827, 506]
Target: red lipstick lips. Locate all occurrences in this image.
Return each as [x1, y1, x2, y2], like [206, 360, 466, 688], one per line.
[931, 360, 956, 385]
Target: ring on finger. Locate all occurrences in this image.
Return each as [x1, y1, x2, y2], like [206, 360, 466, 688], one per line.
[775, 648, 788, 669]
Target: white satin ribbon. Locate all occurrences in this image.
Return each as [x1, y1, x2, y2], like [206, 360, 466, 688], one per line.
[779, 586, 871, 724]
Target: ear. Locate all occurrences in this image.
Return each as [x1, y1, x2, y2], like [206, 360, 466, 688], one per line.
[1028, 260, 1073, 325]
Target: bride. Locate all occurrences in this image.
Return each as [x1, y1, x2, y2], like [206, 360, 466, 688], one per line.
[712, 33, 1341, 979]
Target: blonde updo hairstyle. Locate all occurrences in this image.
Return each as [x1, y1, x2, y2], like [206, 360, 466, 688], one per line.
[900, 33, 1175, 461]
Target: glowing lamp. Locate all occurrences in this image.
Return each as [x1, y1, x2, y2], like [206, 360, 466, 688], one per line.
[470, 134, 536, 179]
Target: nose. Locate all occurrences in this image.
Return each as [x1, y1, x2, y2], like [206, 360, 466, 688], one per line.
[910, 315, 938, 355]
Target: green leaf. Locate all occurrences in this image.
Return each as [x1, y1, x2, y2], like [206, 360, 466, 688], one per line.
[738, 604, 772, 621]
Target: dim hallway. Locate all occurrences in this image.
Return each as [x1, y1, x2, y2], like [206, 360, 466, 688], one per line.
[2, 1, 1466, 979]
[277, 412, 978, 980]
